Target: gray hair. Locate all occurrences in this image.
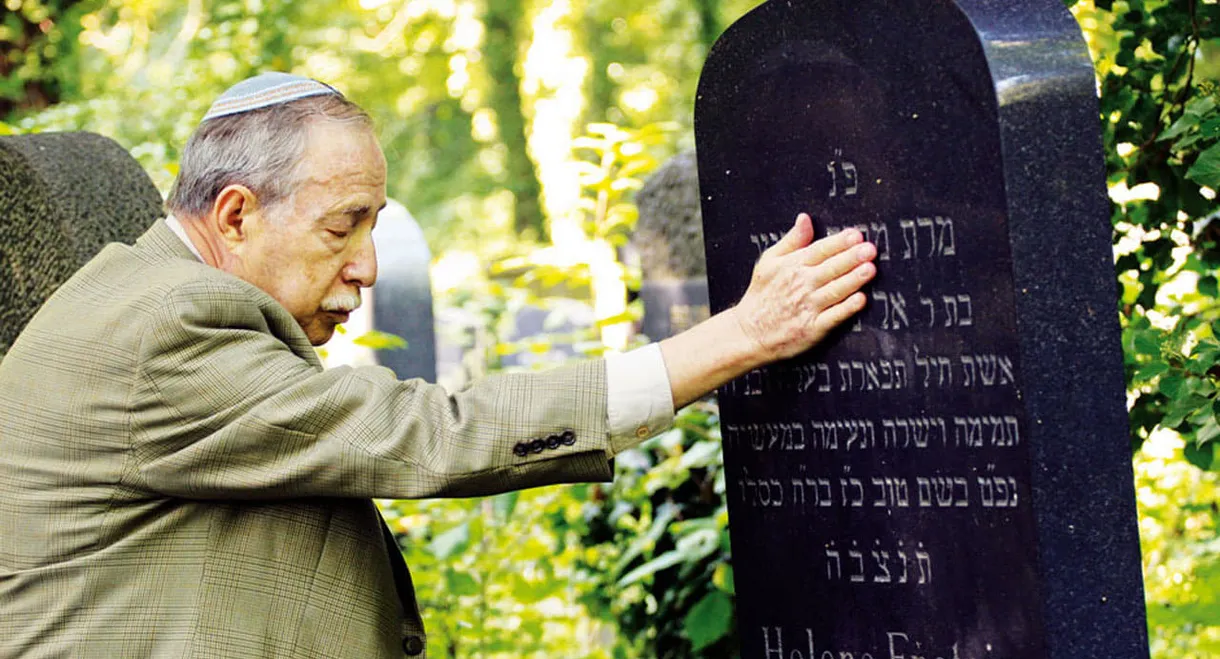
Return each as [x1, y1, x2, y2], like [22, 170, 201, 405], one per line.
[166, 94, 372, 218]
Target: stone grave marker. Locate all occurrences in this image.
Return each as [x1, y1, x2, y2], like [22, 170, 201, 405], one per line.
[0, 132, 162, 356]
[694, 2, 1148, 658]
[368, 199, 438, 382]
[631, 151, 712, 340]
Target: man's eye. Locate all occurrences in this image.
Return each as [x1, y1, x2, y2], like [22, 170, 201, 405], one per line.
[327, 229, 349, 239]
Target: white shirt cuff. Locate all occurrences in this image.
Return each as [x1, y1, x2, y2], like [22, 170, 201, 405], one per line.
[605, 343, 675, 456]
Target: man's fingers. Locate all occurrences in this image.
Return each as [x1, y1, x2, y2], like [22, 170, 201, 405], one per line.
[814, 261, 877, 309]
[814, 291, 869, 334]
[796, 226, 864, 267]
[765, 213, 815, 258]
[811, 241, 877, 287]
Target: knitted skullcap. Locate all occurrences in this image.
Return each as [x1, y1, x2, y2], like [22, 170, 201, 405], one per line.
[202, 72, 343, 122]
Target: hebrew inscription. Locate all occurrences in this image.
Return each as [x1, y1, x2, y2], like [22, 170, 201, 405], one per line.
[709, 140, 1038, 656]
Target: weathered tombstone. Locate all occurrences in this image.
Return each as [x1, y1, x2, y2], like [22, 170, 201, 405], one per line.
[631, 151, 711, 340]
[0, 132, 162, 356]
[695, 2, 1148, 658]
[368, 199, 438, 382]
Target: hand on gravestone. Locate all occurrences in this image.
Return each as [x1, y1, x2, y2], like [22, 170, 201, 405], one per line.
[730, 213, 876, 361]
[658, 213, 875, 408]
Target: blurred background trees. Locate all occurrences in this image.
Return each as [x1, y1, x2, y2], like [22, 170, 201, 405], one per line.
[2, 0, 1218, 655]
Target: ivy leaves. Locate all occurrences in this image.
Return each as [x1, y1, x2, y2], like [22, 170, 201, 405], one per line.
[1127, 316, 1220, 468]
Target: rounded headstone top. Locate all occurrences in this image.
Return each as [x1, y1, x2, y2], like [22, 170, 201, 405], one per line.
[0, 131, 162, 355]
[630, 150, 707, 280]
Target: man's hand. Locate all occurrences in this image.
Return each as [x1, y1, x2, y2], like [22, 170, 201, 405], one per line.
[659, 213, 877, 408]
[728, 213, 876, 363]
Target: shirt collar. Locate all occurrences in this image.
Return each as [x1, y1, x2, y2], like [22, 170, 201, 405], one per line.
[164, 214, 205, 262]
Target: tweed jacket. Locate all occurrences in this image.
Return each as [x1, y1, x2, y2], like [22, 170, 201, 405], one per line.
[0, 220, 614, 658]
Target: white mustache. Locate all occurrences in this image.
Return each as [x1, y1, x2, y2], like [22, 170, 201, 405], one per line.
[321, 293, 362, 314]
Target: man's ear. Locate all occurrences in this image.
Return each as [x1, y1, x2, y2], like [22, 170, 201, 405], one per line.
[210, 184, 260, 249]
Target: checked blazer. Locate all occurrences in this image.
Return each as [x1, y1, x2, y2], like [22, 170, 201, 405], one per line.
[0, 219, 614, 658]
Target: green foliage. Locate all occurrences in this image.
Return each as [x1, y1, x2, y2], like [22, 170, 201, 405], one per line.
[0, 0, 92, 115]
[1076, 0, 1220, 450]
[351, 329, 409, 351]
[574, 402, 736, 658]
[1135, 433, 1220, 657]
[1070, 0, 1220, 653]
[380, 488, 617, 658]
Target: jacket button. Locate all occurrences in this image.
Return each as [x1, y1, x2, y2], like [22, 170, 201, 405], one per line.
[403, 635, 424, 656]
[512, 443, 528, 457]
[546, 435, 561, 449]
[529, 439, 546, 453]
[561, 429, 576, 446]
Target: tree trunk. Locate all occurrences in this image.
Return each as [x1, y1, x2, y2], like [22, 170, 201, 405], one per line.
[482, 0, 546, 240]
[581, 1, 615, 124]
[694, 0, 721, 52]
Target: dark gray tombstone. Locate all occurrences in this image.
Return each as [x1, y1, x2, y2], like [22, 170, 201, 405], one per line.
[0, 132, 162, 356]
[632, 151, 711, 340]
[370, 200, 437, 382]
[695, 2, 1148, 658]
[498, 301, 596, 368]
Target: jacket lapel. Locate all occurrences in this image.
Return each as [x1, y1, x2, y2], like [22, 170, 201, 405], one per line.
[380, 520, 421, 617]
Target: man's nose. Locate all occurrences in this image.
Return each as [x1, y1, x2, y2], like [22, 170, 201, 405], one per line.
[345, 234, 378, 288]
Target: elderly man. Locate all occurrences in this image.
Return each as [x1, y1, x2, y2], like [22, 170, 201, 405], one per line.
[0, 74, 876, 658]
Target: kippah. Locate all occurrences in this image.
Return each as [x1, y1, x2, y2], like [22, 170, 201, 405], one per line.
[202, 72, 343, 122]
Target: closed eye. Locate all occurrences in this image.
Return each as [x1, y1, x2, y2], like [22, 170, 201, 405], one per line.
[327, 229, 349, 238]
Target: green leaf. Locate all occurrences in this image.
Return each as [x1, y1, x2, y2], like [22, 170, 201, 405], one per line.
[616, 549, 687, 587]
[1184, 440, 1215, 471]
[1160, 113, 1199, 141]
[352, 330, 408, 351]
[491, 491, 518, 523]
[1133, 330, 1161, 356]
[1165, 394, 1210, 429]
[678, 440, 722, 470]
[683, 591, 733, 651]
[445, 568, 480, 596]
[429, 522, 470, 560]
[1198, 418, 1220, 445]
[1159, 374, 1186, 399]
[1200, 276, 1219, 298]
[611, 504, 679, 578]
[1185, 95, 1218, 118]
[1135, 360, 1170, 383]
[1186, 143, 1220, 189]
[713, 563, 735, 594]
[674, 528, 720, 562]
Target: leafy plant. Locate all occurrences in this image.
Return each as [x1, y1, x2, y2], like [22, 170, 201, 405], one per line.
[574, 401, 737, 658]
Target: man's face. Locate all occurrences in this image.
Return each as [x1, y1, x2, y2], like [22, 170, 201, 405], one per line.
[239, 120, 388, 345]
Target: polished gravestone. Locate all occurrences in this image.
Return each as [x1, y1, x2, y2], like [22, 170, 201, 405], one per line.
[695, 2, 1148, 658]
[0, 132, 162, 356]
[631, 151, 711, 340]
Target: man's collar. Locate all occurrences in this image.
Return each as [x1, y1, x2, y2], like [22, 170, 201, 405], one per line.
[164, 214, 205, 262]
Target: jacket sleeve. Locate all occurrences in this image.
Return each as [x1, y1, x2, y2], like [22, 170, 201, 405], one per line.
[129, 278, 613, 500]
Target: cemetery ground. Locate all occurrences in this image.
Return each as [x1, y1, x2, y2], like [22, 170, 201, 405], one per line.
[3, 0, 1220, 657]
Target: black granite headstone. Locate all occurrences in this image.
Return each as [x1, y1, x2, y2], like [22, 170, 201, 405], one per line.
[0, 132, 162, 356]
[632, 151, 711, 340]
[370, 200, 438, 382]
[695, 2, 1148, 658]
